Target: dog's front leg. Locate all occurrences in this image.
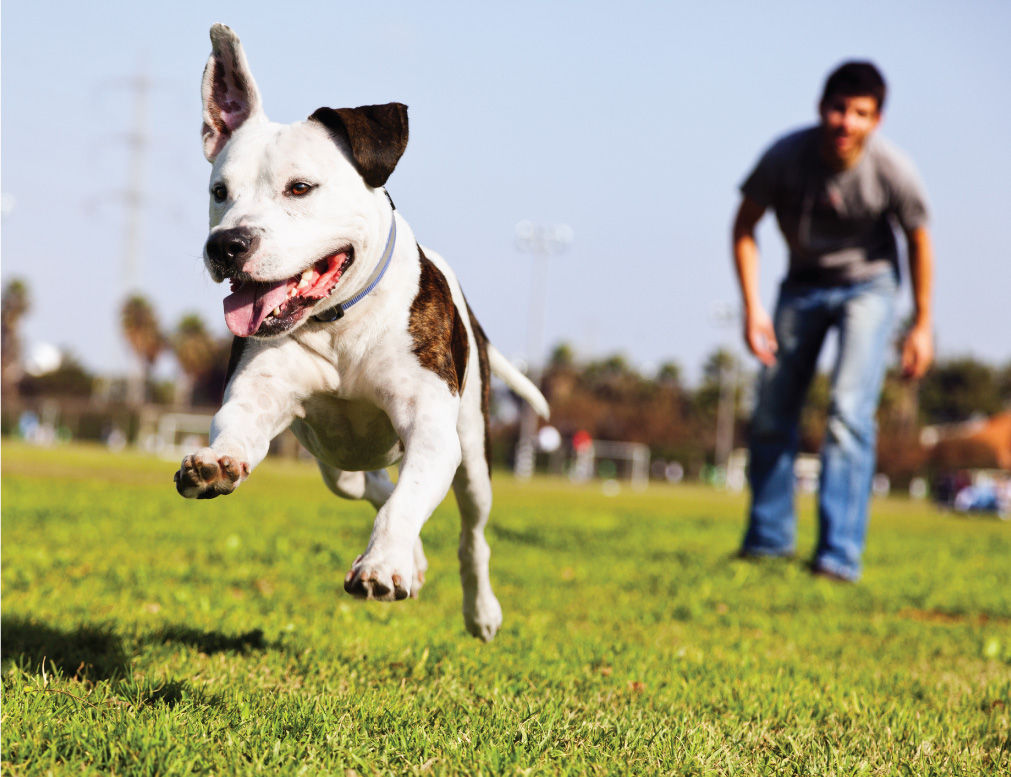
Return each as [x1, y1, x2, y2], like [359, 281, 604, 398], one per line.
[344, 396, 461, 601]
[175, 369, 299, 499]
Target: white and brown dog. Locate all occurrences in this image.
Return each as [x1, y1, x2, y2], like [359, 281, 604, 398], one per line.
[175, 24, 548, 640]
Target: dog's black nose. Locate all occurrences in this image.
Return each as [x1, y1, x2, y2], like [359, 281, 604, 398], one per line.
[205, 227, 258, 274]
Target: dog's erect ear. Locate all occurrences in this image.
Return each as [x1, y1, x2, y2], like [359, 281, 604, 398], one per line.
[201, 24, 265, 162]
[309, 104, 409, 188]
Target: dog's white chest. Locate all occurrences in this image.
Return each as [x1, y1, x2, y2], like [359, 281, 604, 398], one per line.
[290, 395, 402, 471]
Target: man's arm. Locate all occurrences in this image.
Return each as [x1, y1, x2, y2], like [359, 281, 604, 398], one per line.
[900, 225, 934, 379]
[732, 196, 777, 366]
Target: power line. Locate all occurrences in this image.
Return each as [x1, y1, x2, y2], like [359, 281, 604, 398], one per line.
[119, 70, 152, 295]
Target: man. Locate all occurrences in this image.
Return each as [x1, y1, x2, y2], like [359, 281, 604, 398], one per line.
[732, 61, 934, 581]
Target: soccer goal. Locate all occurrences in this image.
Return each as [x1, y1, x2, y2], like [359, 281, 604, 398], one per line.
[571, 439, 651, 489]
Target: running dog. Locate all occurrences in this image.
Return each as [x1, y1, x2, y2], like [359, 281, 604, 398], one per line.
[175, 24, 548, 640]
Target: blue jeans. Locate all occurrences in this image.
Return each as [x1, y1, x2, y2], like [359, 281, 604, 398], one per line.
[741, 271, 898, 580]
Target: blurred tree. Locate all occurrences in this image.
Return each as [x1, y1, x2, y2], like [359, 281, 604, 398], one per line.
[171, 314, 218, 408]
[539, 345, 700, 465]
[190, 338, 235, 408]
[686, 348, 746, 466]
[656, 360, 683, 389]
[878, 368, 920, 433]
[798, 372, 831, 452]
[583, 353, 641, 401]
[1, 278, 30, 400]
[919, 357, 1000, 424]
[19, 352, 94, 398]
[585, 353, 635, 382]
[701, 348, 737, 387]
[996, 361, 1011, 406]
[505, 342, 1011, 482]
[120, 294, 164, 405]
[694, 348, 739, 420]
[875, 368, 927, 487]
[548, 342, 575, 370]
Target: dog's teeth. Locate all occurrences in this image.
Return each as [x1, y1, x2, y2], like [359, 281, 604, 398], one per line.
[297, 279, 310, 289]
[272, 306, 282, 317]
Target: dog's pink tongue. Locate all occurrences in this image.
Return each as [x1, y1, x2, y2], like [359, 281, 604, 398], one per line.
[223, 280, 292, 337]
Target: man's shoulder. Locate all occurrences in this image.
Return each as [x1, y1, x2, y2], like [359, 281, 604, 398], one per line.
[865, 135, 921, 181]
[863, 134, 930, 224]
[761, 125, 819, 163]
[740, 125, 818, 205]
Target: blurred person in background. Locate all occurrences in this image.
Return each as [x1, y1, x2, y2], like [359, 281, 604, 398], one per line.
[731, 61, 934, 581]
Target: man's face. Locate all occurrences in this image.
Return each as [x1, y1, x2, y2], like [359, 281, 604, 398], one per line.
[819, 94, 881, 166]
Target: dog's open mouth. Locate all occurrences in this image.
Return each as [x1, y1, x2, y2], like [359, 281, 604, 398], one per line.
[222, 250, 354, 337]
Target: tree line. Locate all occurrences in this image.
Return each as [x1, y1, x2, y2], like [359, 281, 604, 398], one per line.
[538, 340, 1011, 483]
[2, 283, 230, 409]
[3, 280, 1009, 480]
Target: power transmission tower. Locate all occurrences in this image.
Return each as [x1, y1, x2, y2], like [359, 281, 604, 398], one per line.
[114, 67, 153, 406]
[120, 69, 151, 294]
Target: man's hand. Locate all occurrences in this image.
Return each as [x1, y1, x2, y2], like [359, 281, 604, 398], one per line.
[900, 323, 933, 380]
[901, 227, 935, 381]
[732, 196, 775, 366]
[744, 306, 778, 366]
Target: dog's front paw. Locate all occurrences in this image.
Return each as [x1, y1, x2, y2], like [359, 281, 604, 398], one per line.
[344, 547, 415, 602]
[175, 448, 249, 499]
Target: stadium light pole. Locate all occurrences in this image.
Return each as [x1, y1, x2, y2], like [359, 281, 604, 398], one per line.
[513, 220, 573, 479]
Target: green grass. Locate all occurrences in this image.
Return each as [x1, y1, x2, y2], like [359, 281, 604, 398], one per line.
[2, 441, 1009, 776]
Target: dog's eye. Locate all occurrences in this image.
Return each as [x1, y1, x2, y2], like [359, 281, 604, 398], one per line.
[211, 184, 228, 203]
[287, 181, 313, 197]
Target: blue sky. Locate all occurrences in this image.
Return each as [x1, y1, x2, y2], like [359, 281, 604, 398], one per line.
[3, 0, 1009, 384]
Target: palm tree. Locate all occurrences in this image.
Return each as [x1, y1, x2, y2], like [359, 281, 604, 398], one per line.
[1, 279, 30, 400]
[120, 294, 163, 405]
[656, 360, 683, 390]
[171, 314, 217, 408]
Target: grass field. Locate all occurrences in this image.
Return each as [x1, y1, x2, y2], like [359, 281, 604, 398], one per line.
[2, 441, 1009, 776]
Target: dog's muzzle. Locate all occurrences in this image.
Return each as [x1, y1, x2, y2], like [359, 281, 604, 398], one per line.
[205, 227, 260, 279]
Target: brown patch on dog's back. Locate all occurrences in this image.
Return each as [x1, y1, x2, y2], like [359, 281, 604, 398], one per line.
[409, 250, 468, 395]
[466, 303, 493, 474]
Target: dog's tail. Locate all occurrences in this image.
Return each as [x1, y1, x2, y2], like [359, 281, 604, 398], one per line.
[488, 345, 550, 420]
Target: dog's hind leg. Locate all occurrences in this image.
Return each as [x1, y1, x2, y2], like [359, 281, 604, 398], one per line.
[316, 463, 393, 509]
[452, 442, 502, 641]
[317, 463, 428, 596]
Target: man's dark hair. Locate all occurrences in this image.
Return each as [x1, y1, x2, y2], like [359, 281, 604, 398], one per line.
[820, 61, 887, 112]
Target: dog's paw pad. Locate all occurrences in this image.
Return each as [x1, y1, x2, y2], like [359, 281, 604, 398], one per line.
[344, 555, 412, 601]
[175, 449, 248, 499]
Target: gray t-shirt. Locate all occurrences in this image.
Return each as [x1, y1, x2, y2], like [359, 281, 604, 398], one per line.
[741, 126, 929, 284]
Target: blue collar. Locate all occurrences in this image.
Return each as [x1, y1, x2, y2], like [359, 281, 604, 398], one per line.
[312, 210, 397, 323]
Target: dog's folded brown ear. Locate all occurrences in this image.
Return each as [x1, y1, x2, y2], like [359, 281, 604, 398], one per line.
[202, 24, 265, 162]
[309, 104, 409, 188]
